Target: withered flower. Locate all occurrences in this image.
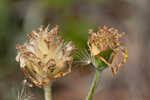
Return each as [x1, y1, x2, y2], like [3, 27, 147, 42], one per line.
[88, 26, 128, 74]
[16, 25, 75, 87]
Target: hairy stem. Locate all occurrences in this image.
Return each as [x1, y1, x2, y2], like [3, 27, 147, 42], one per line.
[43, 83, 52, 100]
[86, 69, 101, 100]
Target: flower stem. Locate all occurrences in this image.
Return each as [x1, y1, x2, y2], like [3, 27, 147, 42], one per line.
[86, 69, 101, 100]
[43, 83, 52, 100]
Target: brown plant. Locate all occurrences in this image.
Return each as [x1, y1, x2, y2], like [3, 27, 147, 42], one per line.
[16, 25, 75, 87]
[88, 26, 128, 74]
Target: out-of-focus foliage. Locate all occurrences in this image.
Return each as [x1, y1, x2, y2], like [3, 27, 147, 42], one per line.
[40, 0, 73, 8]
[88, 0, 107, 4]
[62, 17, 94, 49]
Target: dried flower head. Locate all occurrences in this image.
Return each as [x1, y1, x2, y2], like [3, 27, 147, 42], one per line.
[16, 25, 75, 87]
[88, 26, 128, 74]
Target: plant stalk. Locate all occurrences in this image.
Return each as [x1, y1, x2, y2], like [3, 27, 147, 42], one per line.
[43, 83, 52, 100]
[86, 69, 101, 100]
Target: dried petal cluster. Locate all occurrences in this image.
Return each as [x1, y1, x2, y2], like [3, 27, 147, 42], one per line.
[88, 26, 128, 74]
[88, 26, 124, 56]
[16, 25, 75, 87]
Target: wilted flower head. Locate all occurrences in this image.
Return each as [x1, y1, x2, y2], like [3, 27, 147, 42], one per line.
[88, 26, 128, 74]
[16, 25, 75, 87]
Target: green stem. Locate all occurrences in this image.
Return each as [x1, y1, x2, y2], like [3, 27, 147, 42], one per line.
[43, 83, 52, 100]
[86, 69, 101, 100]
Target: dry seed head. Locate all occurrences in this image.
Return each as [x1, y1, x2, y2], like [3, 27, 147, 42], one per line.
[16, 25, 75, 87]
[88, 25, 128, 74]
[88, 25, 124, 56]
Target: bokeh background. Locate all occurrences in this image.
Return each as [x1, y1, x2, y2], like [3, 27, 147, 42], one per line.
[0, 0, 150, 100]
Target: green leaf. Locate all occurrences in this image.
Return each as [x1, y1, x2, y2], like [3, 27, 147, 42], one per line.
[93, 49, 112, 69]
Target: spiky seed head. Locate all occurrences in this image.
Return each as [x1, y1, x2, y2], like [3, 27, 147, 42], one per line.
[88, 25, 127, 74]
[16, 25, 75, 87]
[88, 25, 124, 56]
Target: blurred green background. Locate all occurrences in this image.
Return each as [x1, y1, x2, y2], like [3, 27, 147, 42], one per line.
[0, 0, 150, 100]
